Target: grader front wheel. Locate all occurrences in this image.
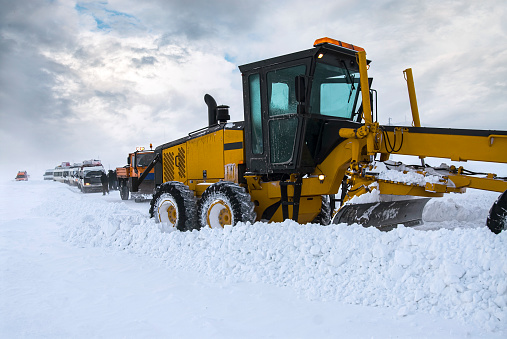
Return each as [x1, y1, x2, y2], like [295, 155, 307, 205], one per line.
[311, 195, 332, 226]
[487, 190, 507, 234]
[197, 181, 256, 229]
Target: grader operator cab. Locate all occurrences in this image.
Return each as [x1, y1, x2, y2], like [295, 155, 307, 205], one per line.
[138, 37, 507, 233]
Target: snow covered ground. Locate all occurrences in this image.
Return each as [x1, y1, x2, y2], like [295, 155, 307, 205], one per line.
[1, 179, 506, 338]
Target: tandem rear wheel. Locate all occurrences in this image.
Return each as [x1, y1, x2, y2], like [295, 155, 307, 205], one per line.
[150, 182, 197, 232]
[150, 181, 256, 232]
[197, 181, 256, 229]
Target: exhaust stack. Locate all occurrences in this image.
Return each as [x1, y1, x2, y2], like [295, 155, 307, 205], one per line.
[204, 94, 217, 126]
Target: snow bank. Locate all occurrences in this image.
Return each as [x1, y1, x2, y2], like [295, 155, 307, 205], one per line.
[421, 189, 500, 230]
[373, 161, 442, 186]
[37, 187, 507, 334]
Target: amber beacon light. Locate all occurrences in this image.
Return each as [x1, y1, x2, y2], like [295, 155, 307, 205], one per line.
[313, 37, 365, 52]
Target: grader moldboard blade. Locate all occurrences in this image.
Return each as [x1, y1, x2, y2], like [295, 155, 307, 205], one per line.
[331, 198, 431, 231]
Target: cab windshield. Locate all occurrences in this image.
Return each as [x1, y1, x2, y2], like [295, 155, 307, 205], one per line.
[85, 170, 103, 178]
[136, 152, 156, 167]
[309, 62, 361, 119]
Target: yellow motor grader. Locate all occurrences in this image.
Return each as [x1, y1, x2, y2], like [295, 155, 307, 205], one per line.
[139, 37, 506, 233]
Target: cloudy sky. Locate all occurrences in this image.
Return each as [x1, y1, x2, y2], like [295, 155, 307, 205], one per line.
[1, 0, 506, 178]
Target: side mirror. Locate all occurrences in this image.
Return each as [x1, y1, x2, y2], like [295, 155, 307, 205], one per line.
[295, 75, 306, 103]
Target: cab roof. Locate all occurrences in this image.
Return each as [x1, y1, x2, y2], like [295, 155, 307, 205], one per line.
[238, 38, 369, 74]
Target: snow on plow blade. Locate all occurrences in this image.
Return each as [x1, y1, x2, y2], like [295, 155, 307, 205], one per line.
[331, 198, 431, 231]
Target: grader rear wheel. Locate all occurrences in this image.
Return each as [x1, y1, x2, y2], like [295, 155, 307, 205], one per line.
[197, 181, 256, 229]
[149, 182, 197, 232]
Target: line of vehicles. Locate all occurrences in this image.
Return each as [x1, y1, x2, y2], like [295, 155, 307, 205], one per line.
[44, 160, 109, 193]
[43, 147, 156, 199]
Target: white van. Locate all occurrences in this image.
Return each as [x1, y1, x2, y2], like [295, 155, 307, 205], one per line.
[54, 162, 71, 183]
[68, 164, 82, 186]
[43, 169, 54, 180]
[53, 167, 65, 183]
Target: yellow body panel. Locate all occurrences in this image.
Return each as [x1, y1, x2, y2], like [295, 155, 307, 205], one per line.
[161, 127, 245, 196]
[270, 196, 322, 224]
[246, 175, 323, 223]
[162, 144, 187, 184]
[187, 130, 224, 181]
[223, 129, 245, 183]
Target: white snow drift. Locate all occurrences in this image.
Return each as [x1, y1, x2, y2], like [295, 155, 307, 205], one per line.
[29, 181, 507, 334]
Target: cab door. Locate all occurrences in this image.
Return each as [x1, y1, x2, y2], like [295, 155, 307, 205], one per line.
[243, 60, 310, 174]
[265, 63, 307, 172]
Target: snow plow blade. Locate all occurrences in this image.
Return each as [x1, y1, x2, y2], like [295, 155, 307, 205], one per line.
[331, 198, 431, 231]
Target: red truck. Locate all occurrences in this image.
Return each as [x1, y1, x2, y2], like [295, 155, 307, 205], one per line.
[15, 171, 28, 181]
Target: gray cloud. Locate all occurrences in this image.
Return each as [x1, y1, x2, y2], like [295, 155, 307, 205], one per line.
[0, 0, 78, 49]
[132, 56, 157, 67]
[120, 0, 268, 40]
[1, 0, 506, 179]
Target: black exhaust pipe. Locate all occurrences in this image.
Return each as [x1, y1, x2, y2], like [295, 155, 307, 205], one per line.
[204, 94, 217, 127]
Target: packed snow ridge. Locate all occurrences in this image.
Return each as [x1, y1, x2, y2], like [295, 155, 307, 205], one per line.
[38, 186, 507, 334]
[370, 161, 443, 186]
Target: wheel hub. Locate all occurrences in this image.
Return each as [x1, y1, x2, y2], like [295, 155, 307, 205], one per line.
[207, 200, 232, 228]
[167, 205, 177, 224]
[158, 197, 178, 227]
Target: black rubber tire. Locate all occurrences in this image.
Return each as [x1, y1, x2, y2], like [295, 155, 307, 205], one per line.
[312, 195, 332, 225]
[487, 190, 507, 234]
[197, 181, 256, 229]
[120, 182, 129, 200]
[149, 182, 197, 232]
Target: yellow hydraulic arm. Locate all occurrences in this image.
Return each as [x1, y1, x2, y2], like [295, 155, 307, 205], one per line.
[335, 49, 507, 195]
[377, 127, 507, 164]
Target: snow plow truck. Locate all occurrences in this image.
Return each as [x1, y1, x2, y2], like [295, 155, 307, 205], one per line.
[116, 146, 156, 202]
[15, 171, 28, 181]
[134, 37, 507, 234]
